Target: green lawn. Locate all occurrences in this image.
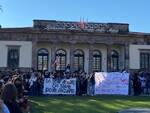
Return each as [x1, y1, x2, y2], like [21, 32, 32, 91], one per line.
[30, 95, 150, 113]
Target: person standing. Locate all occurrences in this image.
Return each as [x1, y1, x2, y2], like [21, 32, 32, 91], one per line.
[1, 83, 23, 113]
[29, 72, 37, 96]
[133, 73, 141, 95]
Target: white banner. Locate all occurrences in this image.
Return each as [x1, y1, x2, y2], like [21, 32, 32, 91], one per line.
[95, 72, 129, 95]
[43, 78, 76, 95]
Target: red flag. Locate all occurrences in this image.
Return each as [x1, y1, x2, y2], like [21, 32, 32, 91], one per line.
[78, 18, 85, 29]
[52, 57, 60, 67]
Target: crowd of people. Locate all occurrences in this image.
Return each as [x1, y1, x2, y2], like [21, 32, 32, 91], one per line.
[26, 68, 95, 96]
[0, 67, 95, 113]
[0, 66, 150, 113]
[0, 69, 30, 113]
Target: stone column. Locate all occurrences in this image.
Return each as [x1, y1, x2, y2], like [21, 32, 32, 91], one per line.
[107, 44, 112, 72]
[70, 42, 76, 72]
[124, 43, 129, 70]
[88, 44, 94, 74]
[51, 42, 57, 72]
[32, 40, 38, 70]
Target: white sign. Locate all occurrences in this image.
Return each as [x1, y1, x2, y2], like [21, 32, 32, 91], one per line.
[95, 72, 129, 95]
[43, 78, 76, 95]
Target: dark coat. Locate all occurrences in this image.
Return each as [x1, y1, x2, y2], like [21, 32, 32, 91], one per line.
[4, 101, 23, 113]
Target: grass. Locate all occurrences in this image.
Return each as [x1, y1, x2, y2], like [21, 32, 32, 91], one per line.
[30, 95, 150, 113]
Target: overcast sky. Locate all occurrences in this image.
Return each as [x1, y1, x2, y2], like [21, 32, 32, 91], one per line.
[0, 0, 149, 33]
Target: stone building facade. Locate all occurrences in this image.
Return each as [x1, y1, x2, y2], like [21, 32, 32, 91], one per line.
[0, 19, 150, 73]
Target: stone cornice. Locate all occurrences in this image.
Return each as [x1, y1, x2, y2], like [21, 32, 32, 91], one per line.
[0, 27, 150, 37]
[0, 28, 150, 45]
[0, 28, 150, 37]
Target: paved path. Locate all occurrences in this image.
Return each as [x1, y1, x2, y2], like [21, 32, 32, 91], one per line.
[118, 108, 150, 113]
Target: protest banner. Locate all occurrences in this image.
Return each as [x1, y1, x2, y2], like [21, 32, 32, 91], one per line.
[95, 72, 129, 95]
[43, 78, 76, 95]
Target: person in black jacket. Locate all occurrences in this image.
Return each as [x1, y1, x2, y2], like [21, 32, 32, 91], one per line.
[1, 83, 23, 113]
[133, 73, 141, 96]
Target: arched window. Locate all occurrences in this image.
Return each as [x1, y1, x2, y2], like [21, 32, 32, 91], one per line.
[111, 50, 119, 71]
[55, 49, 66, 71]
[73, 49, 84, 72]
[37, 48, 49, 71]
[92, 50, 102, 72]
